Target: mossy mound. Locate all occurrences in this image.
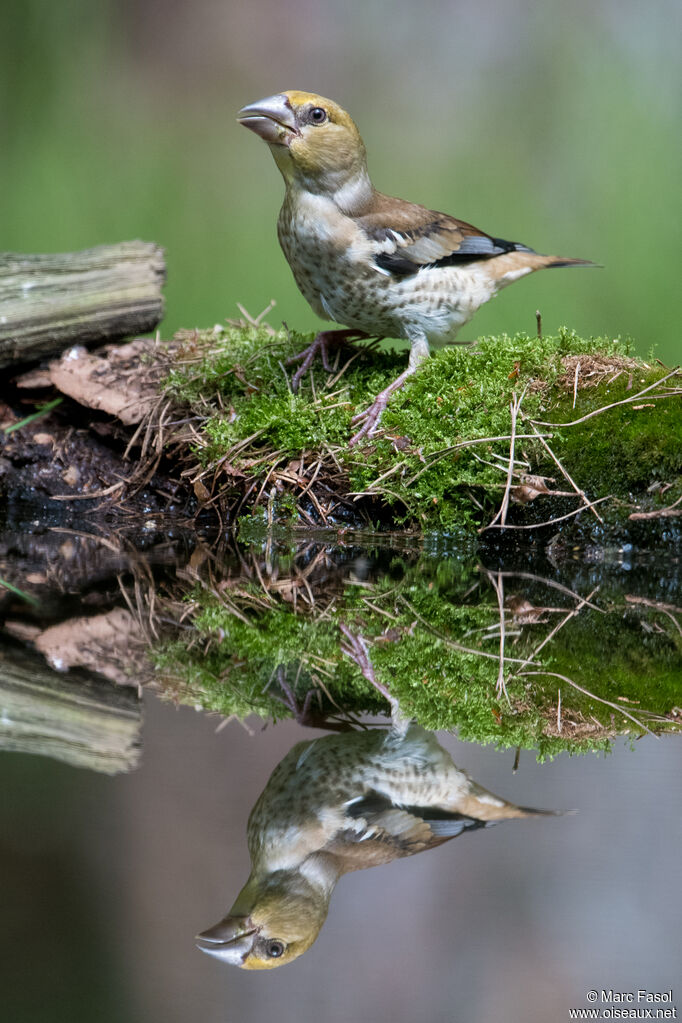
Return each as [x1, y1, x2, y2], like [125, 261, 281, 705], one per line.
[165, 325, 681, 537]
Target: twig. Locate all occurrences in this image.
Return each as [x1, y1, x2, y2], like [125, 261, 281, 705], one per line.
[403, 433, 553, 487]
[530, 367, 681, 427]
[278, 360, 291, 390]
[521, 414, 604, 523]
[508, 586, 599, 683]
[49, 481, 126, 501]
[349, 459, 408, 496]
[298, 460, 323, 500]
[483, 392, 522, 531]
[572, 361, 580, 409]
[236, 299, 276, 328]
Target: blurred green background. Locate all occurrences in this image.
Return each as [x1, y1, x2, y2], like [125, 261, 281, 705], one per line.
[1, 0, 680, 362]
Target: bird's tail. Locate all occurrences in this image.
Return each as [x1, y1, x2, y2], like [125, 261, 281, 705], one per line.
[517, 805, 576, 817]
[543, 255, 599, 269]
[487, 249, 599, 288]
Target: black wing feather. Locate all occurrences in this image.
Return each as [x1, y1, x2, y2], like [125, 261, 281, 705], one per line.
[347, 793, 490, 838]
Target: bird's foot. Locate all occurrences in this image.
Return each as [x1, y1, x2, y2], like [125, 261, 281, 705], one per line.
[286, 328, 370, 393]
[349, 366, 415, 447]
[273, 667, 355, 732]
[339, 625, 409, 735]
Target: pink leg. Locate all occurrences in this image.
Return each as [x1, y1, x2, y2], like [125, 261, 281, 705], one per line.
[339, 625, 392, 700]
[286, 328, 370, 393]
[339, 625, 409, 732]
[349, 366, 416, 447]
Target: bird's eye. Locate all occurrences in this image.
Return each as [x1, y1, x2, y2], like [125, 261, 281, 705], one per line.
[309, 107, 327, 125]
[265, 939, 286, 958]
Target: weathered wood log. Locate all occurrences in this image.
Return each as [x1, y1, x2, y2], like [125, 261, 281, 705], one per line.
[0, 640, 142, 774]
[0, 241, 166, 368]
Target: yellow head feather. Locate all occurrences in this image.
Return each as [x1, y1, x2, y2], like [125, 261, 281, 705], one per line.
[272, 91, 367, 193]
[231, 871, 331, 970]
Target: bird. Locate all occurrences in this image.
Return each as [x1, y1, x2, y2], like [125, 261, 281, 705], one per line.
[237, 90, 594, 445]
[196, 681, 562, 969]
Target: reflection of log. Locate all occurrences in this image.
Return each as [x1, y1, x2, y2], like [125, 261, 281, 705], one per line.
[0, 241, 166, 368]
[0, 641, 142, 774]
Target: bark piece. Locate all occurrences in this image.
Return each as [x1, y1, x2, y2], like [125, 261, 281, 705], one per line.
[0, 241, 166, 368]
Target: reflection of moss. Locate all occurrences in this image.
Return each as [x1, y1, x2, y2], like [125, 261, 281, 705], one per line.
[548, 607, 681, 715]
[165, 326, 681, 533]
[154, 553, 681, 758]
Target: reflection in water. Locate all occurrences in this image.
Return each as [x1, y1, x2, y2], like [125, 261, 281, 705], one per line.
[1, 528, 680, 770]
[196, 719, 559, 969]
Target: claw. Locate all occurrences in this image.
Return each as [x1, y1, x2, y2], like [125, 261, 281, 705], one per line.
[286, 329, 369, 393]
[349, 366, 416, 446]
[273, 666, 354, 731]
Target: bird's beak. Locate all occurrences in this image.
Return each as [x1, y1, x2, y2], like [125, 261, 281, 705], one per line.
[195, 915, 258, 965]
[237, 94, 300, 146]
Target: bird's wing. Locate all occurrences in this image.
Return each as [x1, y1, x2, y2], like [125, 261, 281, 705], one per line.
[355, 195, 533, 276]
[330, 792, 490, 862]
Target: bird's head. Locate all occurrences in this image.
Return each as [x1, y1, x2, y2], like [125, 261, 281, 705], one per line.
[196, 871, 330, 969]
[237, 91, 370, 203]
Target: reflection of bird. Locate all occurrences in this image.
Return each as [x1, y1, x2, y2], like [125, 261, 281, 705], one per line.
[196, 721, 559, 969]
[237, 90, 593, 444]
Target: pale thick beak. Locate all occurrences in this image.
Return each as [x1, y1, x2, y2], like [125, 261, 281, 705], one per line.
[237, 94, 299, 145]
[195, 915, 257, 965]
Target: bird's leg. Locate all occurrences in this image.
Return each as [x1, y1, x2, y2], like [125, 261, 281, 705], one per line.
[339, 624, 409, 735]
[286, 328, 370, 393]
[348, 334, 429, 447]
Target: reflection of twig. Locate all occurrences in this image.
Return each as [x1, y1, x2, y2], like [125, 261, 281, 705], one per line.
[509, 587, 600, 679]
[495, 571, 604, 613]
[398, 596, 538, 666]
[519, 670, 657, 738]
[486, 570, 510, 703]
[624, 594, 682, 637]
[629, 494, 682, 521]
[47, 525, 124, 553]
[572, 361, 580, 410]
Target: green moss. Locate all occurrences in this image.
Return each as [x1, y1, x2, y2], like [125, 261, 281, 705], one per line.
[153, 546, 681, 757]
[549, 383, 682, 494]
[165, 325, 682, 533]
